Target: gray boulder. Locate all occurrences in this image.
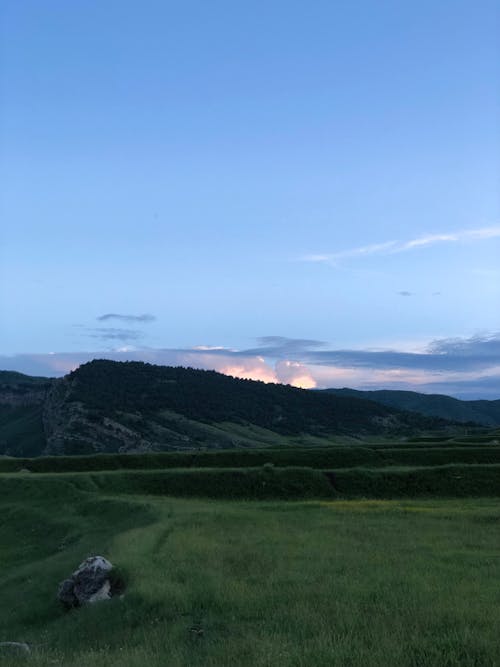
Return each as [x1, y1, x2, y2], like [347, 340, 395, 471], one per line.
[0, 642, 31, 654]
[57, 556, 117, 609]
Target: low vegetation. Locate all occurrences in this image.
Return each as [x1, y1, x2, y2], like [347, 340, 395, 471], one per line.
[1, 477, 499, 667]
[2, 442, 500, 473]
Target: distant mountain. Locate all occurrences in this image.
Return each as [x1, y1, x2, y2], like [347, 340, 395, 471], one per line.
[322, 388, 500, 426]
[0, 360, 455, 457]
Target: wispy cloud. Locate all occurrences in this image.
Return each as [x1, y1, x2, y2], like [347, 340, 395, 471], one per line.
[398, 291, 414, 297]
[302, 225, 500, 266]
[97, 313, 156, 323]
[86, 328, 144, 341]
[255, 336, 327, 352]
[302, 241, 397, 264]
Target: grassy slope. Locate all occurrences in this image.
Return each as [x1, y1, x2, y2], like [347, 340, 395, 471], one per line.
[0, 479, 499, 667]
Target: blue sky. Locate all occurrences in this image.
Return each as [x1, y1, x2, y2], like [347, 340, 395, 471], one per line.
[1, 0, 499, 398]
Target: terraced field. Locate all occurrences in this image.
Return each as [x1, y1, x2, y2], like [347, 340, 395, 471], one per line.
[1, 475, 500, 667]
[2, 438, 499, 666]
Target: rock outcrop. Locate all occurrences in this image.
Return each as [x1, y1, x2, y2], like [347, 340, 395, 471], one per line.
[57, 556, 121, 609]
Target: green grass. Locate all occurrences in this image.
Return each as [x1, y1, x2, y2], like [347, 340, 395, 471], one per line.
[2, 442, 500, 473]
[0, 467, 336, 501]
[333, 463, 500, 498]
[2, 462, 499, 501]
[0, 477, 499, 667]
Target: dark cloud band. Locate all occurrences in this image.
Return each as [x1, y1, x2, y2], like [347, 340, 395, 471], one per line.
[97, 313, 156, 323]
[247, 333, 500, 373]
[86, 328, 144, 341]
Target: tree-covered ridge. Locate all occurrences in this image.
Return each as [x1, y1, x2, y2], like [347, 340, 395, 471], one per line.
[67, 360, 449, 436]
[322, 388, 500, 426]
[0, 370, 53, 392]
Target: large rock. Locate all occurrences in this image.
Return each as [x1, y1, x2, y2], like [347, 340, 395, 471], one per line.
[57, 556, 117, 609]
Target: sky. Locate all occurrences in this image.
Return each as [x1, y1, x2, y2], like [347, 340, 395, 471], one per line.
[1, 0, 499, 399]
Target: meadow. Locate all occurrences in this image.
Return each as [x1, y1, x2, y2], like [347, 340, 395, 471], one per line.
[1, 472, 499, 667]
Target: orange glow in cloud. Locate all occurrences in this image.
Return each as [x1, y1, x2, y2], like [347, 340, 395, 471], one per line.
[185, 354, 317, 388]
[213, 358, 317, 388]
[275, 360, 317, 388]
[181, 352, 279, 384]
[218, 364, 277, 383]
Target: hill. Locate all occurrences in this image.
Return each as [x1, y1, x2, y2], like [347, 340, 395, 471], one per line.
[0, 370, 54, 457]
[0, 360, 454, 457]
[322, 388, 500, 426]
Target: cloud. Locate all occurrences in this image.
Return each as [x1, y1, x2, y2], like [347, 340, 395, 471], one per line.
[275, 360, 317, 388]
[86, 328, 144, 341]
[398, 291, 414, 297]
[257, 336, 326, 348]
[76, 315, 155, 344]
[302, 241, 397, 265]
[208, 356, 278, 384]
[240, 333, 500, 377]
[301, 334, 500, 374]
[97, 313, 156, 323]
[181, 351, 316, 388]
[250, 337, 327, 357]
[427, 333, 500, 358]
[302, 225, 500, 266]
[1, 333, 499, 399]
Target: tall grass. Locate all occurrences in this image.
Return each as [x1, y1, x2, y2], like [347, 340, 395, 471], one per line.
[0, 481, 499, 667]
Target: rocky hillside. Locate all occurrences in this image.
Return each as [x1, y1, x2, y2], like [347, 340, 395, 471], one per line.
[1, 361, 457, 457]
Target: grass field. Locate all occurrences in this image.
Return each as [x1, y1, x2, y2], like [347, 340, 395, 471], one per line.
[1, 475, 499, 667]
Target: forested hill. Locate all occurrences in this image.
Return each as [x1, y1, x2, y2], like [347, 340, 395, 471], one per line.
[322, 388, 500, 427]
[0, 360, 455, 457]
[68, 359, 398, 430]
[63, 359, 451, 434]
